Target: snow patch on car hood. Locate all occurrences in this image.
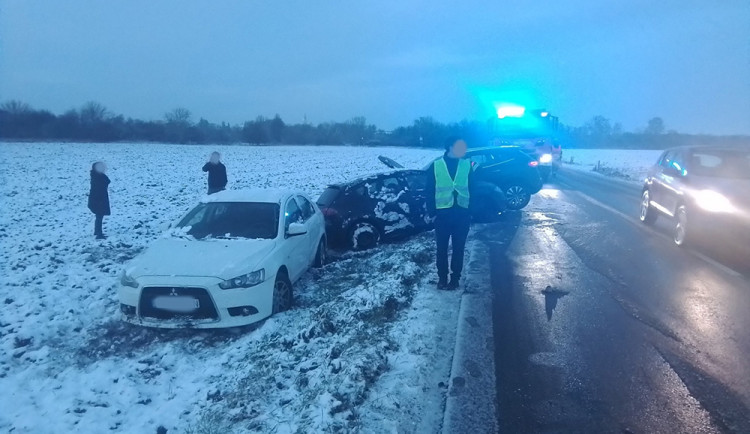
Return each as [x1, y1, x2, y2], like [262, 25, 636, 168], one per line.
[127, 238, 276, 279]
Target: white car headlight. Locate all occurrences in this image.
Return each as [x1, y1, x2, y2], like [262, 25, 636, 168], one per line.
[219, 269, 266, 290]
[693, 190, 735, 213]
[539, 153, 553, 164]
[120, 270, 139, 288]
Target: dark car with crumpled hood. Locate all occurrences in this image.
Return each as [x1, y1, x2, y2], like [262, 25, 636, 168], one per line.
[317, 156, 512, 250]
[317, 170, 435, 249]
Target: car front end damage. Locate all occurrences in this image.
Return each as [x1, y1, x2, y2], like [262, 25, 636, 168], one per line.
[118, 273, 275, 329]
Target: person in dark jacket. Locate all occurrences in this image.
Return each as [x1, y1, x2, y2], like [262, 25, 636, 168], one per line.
[425, 137, 474, 290]
[202, 152, 228, 194]
[88, 161, 111, 240]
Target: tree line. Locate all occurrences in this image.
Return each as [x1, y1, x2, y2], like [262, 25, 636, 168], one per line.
[1, 100, 746, 149]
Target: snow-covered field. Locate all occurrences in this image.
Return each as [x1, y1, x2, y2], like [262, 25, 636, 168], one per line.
[0, 143, 466, 433]
[563, 149, 663, 182]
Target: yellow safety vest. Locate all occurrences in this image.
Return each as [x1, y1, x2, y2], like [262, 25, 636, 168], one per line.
[434, 158, 470, 209]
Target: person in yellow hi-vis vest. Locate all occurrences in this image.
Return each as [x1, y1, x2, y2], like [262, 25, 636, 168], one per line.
[425, 137, 474, 290]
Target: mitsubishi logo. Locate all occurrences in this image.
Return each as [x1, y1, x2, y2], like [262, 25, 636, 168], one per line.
[169, 288, 179, 297]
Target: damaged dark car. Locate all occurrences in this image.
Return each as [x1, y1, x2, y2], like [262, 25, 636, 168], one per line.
[317, 155, 511, 250]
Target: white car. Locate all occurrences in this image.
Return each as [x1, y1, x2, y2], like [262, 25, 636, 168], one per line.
[118, 189, 327, 328]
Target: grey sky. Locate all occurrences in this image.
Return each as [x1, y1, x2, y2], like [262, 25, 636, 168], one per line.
[1, 0, 749, 134]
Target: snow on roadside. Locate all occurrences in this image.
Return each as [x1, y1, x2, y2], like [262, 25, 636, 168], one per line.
[0, 143, 453, 433]
[563, 149, 662, 183]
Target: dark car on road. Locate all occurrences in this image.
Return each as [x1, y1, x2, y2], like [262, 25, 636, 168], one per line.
[461, 146, 544, 209]
[640, 145, 750, 247]
[383, 146, 543, 210]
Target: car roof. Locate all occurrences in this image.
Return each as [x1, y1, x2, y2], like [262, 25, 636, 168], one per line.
[200, 188, 301, 204]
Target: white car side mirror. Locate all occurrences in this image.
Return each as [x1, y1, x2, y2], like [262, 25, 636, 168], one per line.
[287, 222, 307, 237]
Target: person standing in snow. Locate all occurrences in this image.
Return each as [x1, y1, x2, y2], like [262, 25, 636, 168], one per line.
[202, 151, 228, 194]
[425, 137, 474, 290]
[88, 161, 111, 240]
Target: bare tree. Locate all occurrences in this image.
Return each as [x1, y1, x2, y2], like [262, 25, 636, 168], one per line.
[1, 100, 32, 115]
[645, 117, 665, 135]
[80, 101, 110, 125]
[165, 107, 192, 125]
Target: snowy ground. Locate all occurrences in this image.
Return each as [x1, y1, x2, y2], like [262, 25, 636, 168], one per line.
[0, 143, 469, 433]
[563, 149, 663, 183]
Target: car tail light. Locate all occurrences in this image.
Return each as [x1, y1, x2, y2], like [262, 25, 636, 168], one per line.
[528, 161, 539, 167]
[321, 207, 339, 217]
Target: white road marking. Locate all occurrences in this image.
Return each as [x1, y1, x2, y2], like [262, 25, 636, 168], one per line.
[569, 190, 742, 278]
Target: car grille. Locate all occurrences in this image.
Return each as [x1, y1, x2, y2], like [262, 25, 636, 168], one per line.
[139, 287, 219, 321]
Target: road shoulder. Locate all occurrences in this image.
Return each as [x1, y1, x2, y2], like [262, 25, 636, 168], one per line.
[442, 233, 499, 433]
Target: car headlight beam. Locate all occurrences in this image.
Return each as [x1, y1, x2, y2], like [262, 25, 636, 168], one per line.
[539, 153, 553, 164]
[693, 190, 735, 213]
[219, 269, 266, 290]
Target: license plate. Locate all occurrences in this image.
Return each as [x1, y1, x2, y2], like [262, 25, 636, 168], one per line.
[152, 296, 200, 312]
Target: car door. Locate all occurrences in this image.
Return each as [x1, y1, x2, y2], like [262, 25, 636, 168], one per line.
[368, 174, 409, 235]
[296, 195, 321, 263]
[398, 170, 430, 228]
[651, 150, 682, 215]
[660, 150, 688, 215]
[479, 150, 518, 186]
[283, 196, 307, 281]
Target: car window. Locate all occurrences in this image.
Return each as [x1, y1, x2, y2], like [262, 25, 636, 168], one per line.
[660, 150, 686, 174]
[366, 175, 401, 198]
[382, 176, 401, 190]
[656, 151, 669, 166]
[296, 195, 316, 220]
[352, 184, 367, 196]
[671, 152, 687, 173]
[489, 151, 517, 165]
[660, 151, 677, 168]
[469, 153, 491, 166]
[317, 187, 341, 206]
[182, 204, 208, 227]
[689, 150, 750, 179]
[401, 172, 427, 191]
[285, 198, 303, 230]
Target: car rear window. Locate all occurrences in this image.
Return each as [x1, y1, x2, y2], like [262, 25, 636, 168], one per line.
[317, 187, 341, 206]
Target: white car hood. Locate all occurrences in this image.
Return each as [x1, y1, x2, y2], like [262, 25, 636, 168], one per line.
[127, 238, 276, 279]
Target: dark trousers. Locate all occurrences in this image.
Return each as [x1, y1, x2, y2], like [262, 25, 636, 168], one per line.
[435, 208, 471, 280]
[207, 186, 225, 195]
[94, 214, 104, 236]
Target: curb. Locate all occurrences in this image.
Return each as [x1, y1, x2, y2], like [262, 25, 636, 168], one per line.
[441, 234, 498, 433]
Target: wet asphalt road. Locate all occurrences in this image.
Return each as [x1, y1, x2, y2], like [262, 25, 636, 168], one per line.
[484, 168, 750, 433]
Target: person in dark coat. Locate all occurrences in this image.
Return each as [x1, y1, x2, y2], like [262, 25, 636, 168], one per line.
[202, 152, 228, 194]
[425, 137, 475, 290]
[88, 161, 111, 240]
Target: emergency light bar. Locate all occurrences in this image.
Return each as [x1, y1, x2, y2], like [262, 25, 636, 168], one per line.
[496, 106, 525, 119]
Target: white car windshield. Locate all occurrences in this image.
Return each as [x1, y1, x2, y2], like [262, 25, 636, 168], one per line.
[175, 202, 279, 239]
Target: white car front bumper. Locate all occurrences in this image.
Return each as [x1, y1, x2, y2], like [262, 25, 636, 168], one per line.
[118, 275, 275, 329]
